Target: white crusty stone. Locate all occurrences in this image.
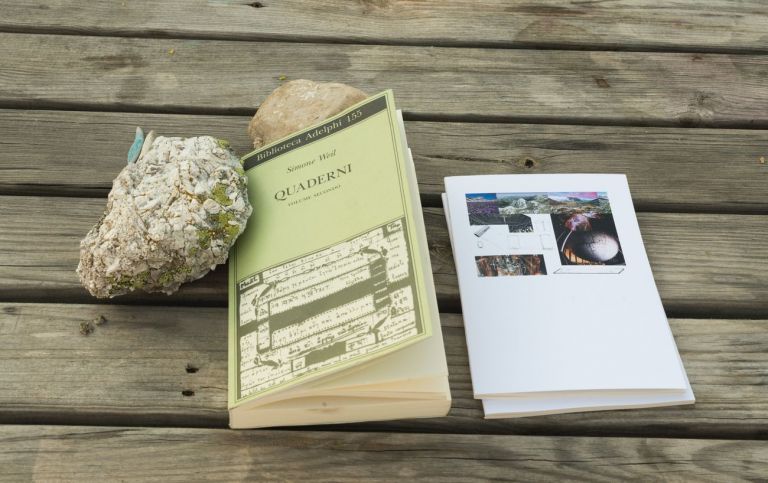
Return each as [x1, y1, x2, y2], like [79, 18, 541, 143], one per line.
[77, 135, 252, 298]
[248, 79, 367, 148]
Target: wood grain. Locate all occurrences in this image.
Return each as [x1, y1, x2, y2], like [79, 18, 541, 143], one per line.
[0, 303, 768, 438]
[1, 303, 767, 440]
[2, 1, 768, 53]
[1, 3, 767, 478]
[3, 426, 768, 482]
[1, 196, 765, 317]
[2, 109, 767, 212]
[0, 290, 768, 448]
[2, 34, 768, 126]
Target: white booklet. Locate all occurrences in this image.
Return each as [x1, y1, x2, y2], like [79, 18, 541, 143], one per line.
[443, 174, 694, 418]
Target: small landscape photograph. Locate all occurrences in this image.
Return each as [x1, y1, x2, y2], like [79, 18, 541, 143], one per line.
[466, 191, 613, 217]
[475, 255, 547, 277]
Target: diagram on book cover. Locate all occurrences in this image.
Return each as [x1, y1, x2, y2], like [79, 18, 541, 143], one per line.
[466, 192, 625, 276]
[235, 218, 424, 399]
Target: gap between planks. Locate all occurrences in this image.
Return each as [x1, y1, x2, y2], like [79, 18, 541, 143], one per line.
[3, 0, 768, 55]
[3, 34, 768, 129]
[3, 26, 768, 56]
[1, 110, 767, 214]
[4, 99, 768, 131]
[1, 196, 767, 318]
[1, 303, 767, 441]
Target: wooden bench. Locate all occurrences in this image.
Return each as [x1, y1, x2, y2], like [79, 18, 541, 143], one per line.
[1, 2, 767, 480]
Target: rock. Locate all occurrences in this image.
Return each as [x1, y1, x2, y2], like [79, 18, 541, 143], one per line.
[77, 134, 252, 298]
[248, 79, 367, 148]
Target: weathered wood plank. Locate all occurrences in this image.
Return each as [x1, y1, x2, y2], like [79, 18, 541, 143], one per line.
[2, 34, 768, 126]
[1, 196, 765, 317]
[4, 427, 767, 482]
[2, 303, 767, 439]
[3, 427, 768, 483]
[2, 1, 768, 53]
[2, 110, 767, 212]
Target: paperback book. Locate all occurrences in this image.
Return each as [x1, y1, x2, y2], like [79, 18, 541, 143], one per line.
[443, 174, 694, 418]
[228, 90, 451, 428]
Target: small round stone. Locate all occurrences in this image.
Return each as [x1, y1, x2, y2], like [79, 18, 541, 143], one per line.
[248, 79, 367, 148]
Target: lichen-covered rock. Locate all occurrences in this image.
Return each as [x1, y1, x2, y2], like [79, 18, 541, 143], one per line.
[248, 79, 367, 148]
[77, 134, 252, 298]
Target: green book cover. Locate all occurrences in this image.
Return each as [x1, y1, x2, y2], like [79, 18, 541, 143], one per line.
[228, 90, 433, 407]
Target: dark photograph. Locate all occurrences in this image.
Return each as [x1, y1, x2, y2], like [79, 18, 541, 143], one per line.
[552, 211, 625, 266]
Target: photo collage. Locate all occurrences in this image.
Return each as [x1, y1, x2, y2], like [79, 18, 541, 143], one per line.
[466, 192, 625, 277]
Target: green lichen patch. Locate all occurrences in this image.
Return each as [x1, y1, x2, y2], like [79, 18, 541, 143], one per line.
[212, 210, 234, 227]
[224, 223, 240, 242]
[106, 270, 151, 296]
[157, 260, 193, 287]
[212, 211, 241, 243]
[157, 270, 175, 287]
[196, 209, 242, 250]
[216, 138, 231, 150]
[132, 270, 150, 289]
[197, 229, 213, 249]
[210, 182, 233, 207]
[107, 274, 133, 295]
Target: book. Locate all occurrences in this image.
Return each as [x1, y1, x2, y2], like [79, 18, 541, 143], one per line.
[228, 90, 451, 428]
[442, 174, 694, 418]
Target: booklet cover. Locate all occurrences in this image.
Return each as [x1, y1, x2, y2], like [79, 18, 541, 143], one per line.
[443, 174, 693, 417]
[227, 91, 449, 427]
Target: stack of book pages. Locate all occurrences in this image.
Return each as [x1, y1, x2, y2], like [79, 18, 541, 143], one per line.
[442, 174, 694, 418]
[228, 91, 451, 428]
